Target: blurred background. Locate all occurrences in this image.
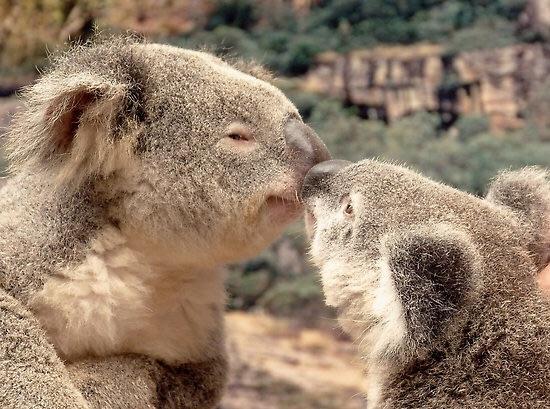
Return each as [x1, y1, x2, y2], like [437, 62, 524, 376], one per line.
[1, 1, 550, 407]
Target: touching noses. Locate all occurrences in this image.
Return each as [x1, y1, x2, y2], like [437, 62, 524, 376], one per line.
[301, 159, 352, 200]
[284, 118, 331, 169]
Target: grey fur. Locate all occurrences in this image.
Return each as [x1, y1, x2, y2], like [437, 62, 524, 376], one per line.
[1, 36, 328, 408]
[302, 160, 550, 408]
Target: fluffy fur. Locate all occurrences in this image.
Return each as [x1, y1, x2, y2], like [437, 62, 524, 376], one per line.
[302, 160, 550, 408]
[0, 36, 329, 408]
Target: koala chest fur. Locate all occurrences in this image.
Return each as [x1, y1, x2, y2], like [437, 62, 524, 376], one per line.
[30, 226, 225, 364]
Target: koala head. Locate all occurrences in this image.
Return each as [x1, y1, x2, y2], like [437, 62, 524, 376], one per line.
[7, 37, 330, 267]
[301, 159, 550, 366]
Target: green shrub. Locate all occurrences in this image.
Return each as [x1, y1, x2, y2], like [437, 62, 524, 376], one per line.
[295, 86, 550, 195]
[414, 1, 475, 42]
[308, 99, 387, 161]
[173, 26, 261, 59]
[281, 87, 323, 120]
[260, 274, 325, 318]
[282, 39, 322, 75]
[227, 266, 276, 310]
[454, 114, 490, 140]
[445, 16, 518, 54]
[206, 0, 259, 30]
[526, 79, 550, 141]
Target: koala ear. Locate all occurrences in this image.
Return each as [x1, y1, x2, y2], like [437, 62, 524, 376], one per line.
[225, 57, 274, 83]
[486, 167, 550, 269]
[6, 69, 143, 190]
[380, 224, 479, 348]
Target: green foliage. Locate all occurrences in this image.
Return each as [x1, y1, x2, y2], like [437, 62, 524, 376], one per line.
[279, 38, 322, 75]
[526, 79, 550, 141]
[308, 99, 387, 161]
[446, 16, 518, 54]
[413, 1, 476, 41]
[172, 26, 261, 59]
[225, 228, 329, 323]
[260, 274, 325, 317]
[454, 114, 490, 140]
[299, 92, 550, 194]
[169, 0, 529, 76]
[227, 266, 276, 310]
[281, 86, 323, 120]
[206, 0, 259, 30]
[426, 131, 550, 194]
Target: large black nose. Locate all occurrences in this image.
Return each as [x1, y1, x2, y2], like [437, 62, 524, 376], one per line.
[285, 118, 331, 166]
[301, 159, 352, 200]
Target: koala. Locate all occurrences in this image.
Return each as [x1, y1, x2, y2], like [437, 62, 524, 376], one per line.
[301, 159, 550, 408]
[0, 37, 329, 408]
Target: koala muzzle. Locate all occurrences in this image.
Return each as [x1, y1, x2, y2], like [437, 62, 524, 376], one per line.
[285, 118, 331, 167]
[301, 159, 352, 200]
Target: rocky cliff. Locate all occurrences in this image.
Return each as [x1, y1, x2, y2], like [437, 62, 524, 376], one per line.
[303, 43, 550, 131]
[520, 0, 550, 39]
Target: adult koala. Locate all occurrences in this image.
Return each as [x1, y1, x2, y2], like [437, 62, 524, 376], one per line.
[0, 37, 329, 408]
[301, 160, 550, 408]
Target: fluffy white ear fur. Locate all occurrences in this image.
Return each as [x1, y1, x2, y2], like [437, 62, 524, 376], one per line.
[318, 254, 407, 361]
[7, 72, 139, 189]
[318, 255, 407, 409]
[369, 256, 408, 358]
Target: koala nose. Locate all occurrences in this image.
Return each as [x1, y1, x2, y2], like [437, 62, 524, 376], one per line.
[285, 118, 331, 166]
[301, 159, 352, 200]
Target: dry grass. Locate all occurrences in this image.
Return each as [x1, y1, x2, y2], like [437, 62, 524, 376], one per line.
[223, 311, 367, 409]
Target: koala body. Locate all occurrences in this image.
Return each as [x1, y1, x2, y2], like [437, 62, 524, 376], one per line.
[302, 160, 550, 408]
[0, 37, 328, 408]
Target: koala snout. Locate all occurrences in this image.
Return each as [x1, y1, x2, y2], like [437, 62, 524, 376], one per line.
[301, 159, 352, 200]
[284, 118, 331, 169]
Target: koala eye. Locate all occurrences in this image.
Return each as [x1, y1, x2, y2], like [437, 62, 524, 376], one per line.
[224, 123, 253, 143]
[227, 132, 249, 142]
[341, 195, 354, 218]
[218, 122, 257, 153]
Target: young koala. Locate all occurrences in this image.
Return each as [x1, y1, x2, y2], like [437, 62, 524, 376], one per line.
[301, 159, 550, 408]
[0, 37, 329, 408]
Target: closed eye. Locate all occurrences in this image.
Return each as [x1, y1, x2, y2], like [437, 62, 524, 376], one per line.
[225, 122, 254, 143]
[227, 132, 249, 141]
[218, 122, 257, 152]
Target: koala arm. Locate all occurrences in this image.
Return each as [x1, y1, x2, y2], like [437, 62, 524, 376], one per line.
[0, 288, 89, 409]
[67, 354, 228, 409]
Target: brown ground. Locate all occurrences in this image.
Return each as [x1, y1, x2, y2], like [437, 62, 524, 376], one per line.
[223, 311, 367, 409]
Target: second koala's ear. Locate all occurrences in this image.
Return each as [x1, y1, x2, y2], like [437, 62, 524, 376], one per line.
[486, 167, 550, 268]
[381, 224, 479, 348]
[7, 62, 144, 189]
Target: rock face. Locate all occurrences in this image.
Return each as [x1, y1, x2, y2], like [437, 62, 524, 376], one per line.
[520, 0, 550, 38]
[303, 43, 550, 131]
[453, 44, 550, 130]
[0, 1, 210, 68]
[303, 44, 444, 121]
